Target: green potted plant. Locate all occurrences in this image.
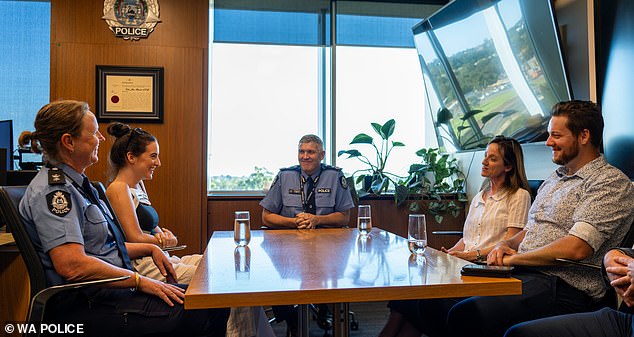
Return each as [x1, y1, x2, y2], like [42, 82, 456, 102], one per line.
[396, 147, 467, 223]
[337, 119, 404, 197]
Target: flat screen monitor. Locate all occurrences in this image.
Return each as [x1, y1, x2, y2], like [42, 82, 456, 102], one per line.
[0, 120, 13, 170]
[412, 0, 571, 152]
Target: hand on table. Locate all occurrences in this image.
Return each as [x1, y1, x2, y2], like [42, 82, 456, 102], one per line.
[487, 242, 516, 266]
[296, 212, 319, 229]
[447, 250, 478, 262]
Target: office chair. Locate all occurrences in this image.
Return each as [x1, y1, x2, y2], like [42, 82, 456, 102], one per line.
[555, 216, 634, 312]
[0, 186, 127, 337]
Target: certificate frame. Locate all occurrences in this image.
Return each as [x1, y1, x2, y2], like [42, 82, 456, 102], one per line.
[96, 65, 164, 123]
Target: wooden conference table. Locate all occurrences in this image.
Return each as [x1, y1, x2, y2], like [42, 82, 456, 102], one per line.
[185, 227, 521, 336]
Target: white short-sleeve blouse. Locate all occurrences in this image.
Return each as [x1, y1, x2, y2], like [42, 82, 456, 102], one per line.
[462, 187, 531, 252]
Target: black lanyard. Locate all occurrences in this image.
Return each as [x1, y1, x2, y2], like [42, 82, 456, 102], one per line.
[299, 174, 320, 213]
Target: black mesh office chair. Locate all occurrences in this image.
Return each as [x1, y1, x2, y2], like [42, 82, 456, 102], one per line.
[0, 186, 127, 337]
[555, 215, 634, 311]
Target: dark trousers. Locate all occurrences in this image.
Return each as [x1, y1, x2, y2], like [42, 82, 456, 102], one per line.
[272, 305, 297, 327]
[504, 307, 634, 337]
[48, 286, 230, 337]
[389, 270, 602, 337]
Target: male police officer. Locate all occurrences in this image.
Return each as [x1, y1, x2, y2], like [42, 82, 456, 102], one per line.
[260, 134, 355, 335]
[260, 134, 354, 229]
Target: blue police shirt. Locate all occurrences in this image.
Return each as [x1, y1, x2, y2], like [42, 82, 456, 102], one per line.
[19, 164, 123, 285]
[260, 164, 354, 220]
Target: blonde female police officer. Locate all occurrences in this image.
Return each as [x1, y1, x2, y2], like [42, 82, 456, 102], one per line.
[18, 100, 229, 336]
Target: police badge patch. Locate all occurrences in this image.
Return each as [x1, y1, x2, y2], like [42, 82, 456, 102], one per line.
[340, 176, 348, 189]
[102, 0, 161, 40]
[47, 190, 72, 217]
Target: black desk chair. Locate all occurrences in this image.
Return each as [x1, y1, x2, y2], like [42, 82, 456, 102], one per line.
[0, 186, 127, 337]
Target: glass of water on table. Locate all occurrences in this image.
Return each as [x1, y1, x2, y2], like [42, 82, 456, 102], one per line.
[408, 214, 427, 254]
[357, 204, 372, 236]
[234, 211, 251, 246]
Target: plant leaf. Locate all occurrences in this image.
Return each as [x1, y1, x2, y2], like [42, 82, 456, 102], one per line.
[337, 149, 362, 158]
[436, 107, 453, 124]
[435, 214, 443, 224]
[461, 109, 484, 120]
[350, 133, 373, 144]
[392, 141, 405, 147]
[371, 123, 382, 136]
[481, 111, 502, 125]
[381, 119, 396, 139]
[355, 174, 367, 185]
[408, 163, 426, 173]
[415, 148, 428, 157]
[395, 184, 409, 206]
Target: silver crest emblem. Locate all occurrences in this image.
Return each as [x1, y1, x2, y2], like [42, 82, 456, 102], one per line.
[51, 191, 69, 214]
[102, 0, 161, 41]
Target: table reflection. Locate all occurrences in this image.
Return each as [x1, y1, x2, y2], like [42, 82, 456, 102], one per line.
[408, 254, 427, 285]
[259, 229, 353, 289]
[234, 246, 251, 280]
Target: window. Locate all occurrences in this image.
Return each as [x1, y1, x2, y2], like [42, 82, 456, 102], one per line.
[0, 1, 51, 169]
[208, 1, 442, 193]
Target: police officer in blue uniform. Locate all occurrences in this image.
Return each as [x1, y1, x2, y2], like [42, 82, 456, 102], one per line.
[260, 134, 354, 229]
[18, 100, 228, 336]
[260, 134, 354, 335]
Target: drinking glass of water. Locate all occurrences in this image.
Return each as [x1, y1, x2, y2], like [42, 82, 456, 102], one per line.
[408, 214, 427, 255]
[234, 211, 251, 246]
[357, 204, 372, 236]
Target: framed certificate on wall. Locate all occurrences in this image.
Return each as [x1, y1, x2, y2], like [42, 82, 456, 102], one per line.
[96, 65, 164, 123]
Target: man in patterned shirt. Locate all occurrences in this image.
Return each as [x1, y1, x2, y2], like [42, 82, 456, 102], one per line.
[386, 101, 634, 337]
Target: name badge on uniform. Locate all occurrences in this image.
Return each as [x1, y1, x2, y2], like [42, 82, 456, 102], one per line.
[288, 189, 301, 194]
[317, 188, 331, 193]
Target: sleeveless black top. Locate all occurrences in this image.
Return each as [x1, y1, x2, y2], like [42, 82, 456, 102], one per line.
[131, 187, 159, 232]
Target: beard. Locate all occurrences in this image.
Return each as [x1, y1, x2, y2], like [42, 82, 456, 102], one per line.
[552, 140, 579, 165]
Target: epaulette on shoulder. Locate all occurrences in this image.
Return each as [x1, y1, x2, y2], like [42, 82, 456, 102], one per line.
[280, 165, 301, 172]
[47, 166, 67, 186]
[321, 164, 342, 171]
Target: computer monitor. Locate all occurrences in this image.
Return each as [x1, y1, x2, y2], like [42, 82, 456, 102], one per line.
[0, 120, 13, 170]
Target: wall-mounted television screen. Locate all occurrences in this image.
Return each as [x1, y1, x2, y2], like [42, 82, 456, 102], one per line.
[413, 0, 571, 151]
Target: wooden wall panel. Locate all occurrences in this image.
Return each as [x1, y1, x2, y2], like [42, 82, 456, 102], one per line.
[51, 0, 209, 254]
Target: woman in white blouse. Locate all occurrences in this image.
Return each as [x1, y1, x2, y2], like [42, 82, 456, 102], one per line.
[441, 135, 531, 262]
[378, 135, 530, 337]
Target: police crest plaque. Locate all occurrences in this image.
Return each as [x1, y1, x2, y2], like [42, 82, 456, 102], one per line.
[102, 0, 161, 40]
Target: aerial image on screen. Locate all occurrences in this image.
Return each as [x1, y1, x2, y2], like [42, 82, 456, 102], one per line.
[413, 0, 570, 151]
